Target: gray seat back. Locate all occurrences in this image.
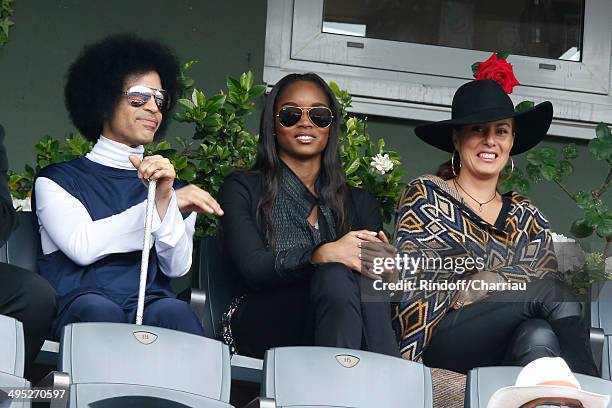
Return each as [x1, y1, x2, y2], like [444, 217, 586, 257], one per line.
[590, 280, 612, 379]
[262, 346, 432, 408]
[59, 322, 232, 407]
[196, 236, 235, 339]
[0, 211, 40, 273]
[0, 314, 25, 377]
[0, 315, 30, 408]
[466, 366, 612, 408]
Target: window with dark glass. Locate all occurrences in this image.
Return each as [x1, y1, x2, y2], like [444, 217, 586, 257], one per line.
[322, 0, 584, 61]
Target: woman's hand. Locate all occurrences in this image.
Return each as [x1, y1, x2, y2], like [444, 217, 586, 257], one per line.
[312, 230, 382, 276]
[359, 231, 400, 282]
[129, 154, 175, 219]
[175, 184, 224, 216]
[450, 271, 499, 309]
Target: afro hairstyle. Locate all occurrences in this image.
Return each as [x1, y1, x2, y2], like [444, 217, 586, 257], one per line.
[64, 33, 182, 142]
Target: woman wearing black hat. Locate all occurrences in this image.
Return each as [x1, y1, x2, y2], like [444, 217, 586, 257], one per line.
[391, 79, 598, 376]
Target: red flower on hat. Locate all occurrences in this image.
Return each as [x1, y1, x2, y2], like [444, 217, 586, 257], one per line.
[472, 52, 520, 94]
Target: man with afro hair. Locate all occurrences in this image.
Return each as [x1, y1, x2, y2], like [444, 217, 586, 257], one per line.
[34, 34, 223, 340]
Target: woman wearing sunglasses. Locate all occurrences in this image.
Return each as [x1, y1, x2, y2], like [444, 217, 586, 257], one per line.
[218, 73, 400, 358]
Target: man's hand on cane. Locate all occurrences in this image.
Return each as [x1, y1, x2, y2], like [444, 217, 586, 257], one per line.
[129, 154, 176, 219]
[129, 155, 224, 219]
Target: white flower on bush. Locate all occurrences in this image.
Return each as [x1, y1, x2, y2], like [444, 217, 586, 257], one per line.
[12, 197, 31, 212]
[551, 232, 575, 243]
[370, 153, 394, 175]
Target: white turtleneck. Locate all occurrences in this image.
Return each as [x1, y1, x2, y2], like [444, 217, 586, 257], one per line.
[34, 135, 196, 278]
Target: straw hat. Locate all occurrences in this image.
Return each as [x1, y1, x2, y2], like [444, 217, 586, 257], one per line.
[487, 357, 610, 408]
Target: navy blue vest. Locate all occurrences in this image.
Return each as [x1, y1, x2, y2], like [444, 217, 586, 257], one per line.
[37, 157, 188, 316]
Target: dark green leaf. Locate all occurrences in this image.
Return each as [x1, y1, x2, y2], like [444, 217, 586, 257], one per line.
[191, 89, 200, 107]
[496, 50, 511, 59]
[345, 158, 360, 176]
[541, 165, 557, 181]
[329, 81, 341, 95]
[561, 144, 578, 160]
[558, 160, 573, 176]
[471, 62, 480, 75]
[595, 122, 612, 142]
[515, 100, 535, 113]
[498, 179, 512, 194]
[595, 217, 612, 238]
[516, 179, 530, 193]
[174, 156, 188, 170]
[178, 98, 195, 110]
[178, 163, 197, 182]
[584, 209, 600, 226]
[240, 71, 254, 91]
[570, 219, 594, 238]
[226, 76, 241, 93]
[526, 163, 543, 183]
[574, 191, 591, 209]
[249, 84, 266, 97]
[205, 94, 226, 112]
[588, 138, 612, 161]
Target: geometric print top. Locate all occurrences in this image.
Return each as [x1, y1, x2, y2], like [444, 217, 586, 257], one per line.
[392, 175, 560, 361]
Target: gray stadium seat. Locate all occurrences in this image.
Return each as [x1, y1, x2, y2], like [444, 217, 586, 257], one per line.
[195, 236, 264, 383]
[466, 366, 612, 408]
[0, 314, 30, 408]
[194, 236, 235, 340]
[0, 211, 61, 366]
[0, 211, 61, 365]
[590, 280, 612, 380]
[59, 322, 233, 407]
[0, 211, 40, 272]
[251, 346, 433, 408]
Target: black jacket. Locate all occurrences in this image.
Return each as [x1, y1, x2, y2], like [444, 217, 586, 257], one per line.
[0, 125, 17, 246]
[217, 170, 383, 291]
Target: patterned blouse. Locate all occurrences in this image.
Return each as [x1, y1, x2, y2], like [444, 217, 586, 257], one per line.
[392, 175, 560, 361]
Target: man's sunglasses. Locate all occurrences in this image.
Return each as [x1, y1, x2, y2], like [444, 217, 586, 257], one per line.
[276, 106, 334, 128]
[123, 85, 169, 111]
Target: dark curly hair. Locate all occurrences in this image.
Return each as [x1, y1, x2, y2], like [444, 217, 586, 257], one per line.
[64, 33, 181, 142]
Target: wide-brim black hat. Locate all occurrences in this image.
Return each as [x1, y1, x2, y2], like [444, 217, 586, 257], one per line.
[414, 79, 553, 155]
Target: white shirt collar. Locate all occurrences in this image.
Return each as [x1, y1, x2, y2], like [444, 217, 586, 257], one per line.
[85, 135, 144, 170]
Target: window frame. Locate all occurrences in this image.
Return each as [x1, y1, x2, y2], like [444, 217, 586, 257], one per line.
[264, 0, 612, 139]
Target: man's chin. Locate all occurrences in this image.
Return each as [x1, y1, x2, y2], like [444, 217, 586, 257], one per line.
[132, 131, 156, 146]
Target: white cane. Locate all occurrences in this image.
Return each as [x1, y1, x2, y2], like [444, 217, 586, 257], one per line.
[136, 179, 157, 325]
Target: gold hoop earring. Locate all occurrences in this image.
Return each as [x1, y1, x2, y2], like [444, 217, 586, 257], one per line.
[503, 157, 515, 181]
[451, 150, 461, 177]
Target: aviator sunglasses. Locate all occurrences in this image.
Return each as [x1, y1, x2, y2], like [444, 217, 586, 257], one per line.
[123, 85, 169, 111]
[276, 106, 334, 128]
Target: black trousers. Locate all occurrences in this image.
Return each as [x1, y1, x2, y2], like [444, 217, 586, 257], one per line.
[231, 262, 400, 359]
[0, 263, 56, 379]
[422, 278, 598, 376]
